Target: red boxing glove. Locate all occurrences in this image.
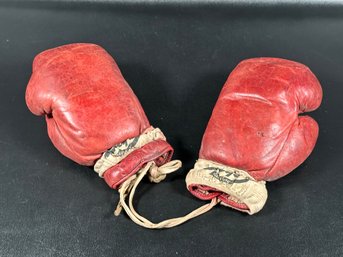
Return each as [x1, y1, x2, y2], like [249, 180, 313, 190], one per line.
[186, 58, 322, 214]
[26, 43, 183, 228]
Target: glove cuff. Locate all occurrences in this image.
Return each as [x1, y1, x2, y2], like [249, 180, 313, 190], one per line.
[186, 159, 268, 215]
[94, 127, 166, 177]
[94, 127, 174, 189]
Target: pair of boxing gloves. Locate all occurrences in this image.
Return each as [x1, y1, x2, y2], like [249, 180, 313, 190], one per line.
[25, 43, 322, 229]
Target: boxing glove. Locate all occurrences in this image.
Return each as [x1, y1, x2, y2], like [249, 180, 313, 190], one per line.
[25, 43, 198, 228]
[186, 57, 322, 214]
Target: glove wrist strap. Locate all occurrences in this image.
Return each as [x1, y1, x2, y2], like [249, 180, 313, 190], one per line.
[116, 161, 219, 229]
[186, 159, 268, 215]
[94, 126, 166, 177]
[95, 129, 220, 229]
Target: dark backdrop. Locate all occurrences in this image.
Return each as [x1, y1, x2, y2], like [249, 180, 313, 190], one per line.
[0, 1, 342, 257]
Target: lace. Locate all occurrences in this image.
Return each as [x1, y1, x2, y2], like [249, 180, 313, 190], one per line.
[115, 161, 219, 229]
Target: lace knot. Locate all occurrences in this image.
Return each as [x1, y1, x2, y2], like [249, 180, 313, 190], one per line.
[148, 160, 182, 183]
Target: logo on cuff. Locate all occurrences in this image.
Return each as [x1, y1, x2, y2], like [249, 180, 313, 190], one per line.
[104, 136, 140, 158]
[205, 167, 250, 184]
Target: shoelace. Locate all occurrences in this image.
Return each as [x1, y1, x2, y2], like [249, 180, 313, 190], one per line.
[115, 161, 219, 229]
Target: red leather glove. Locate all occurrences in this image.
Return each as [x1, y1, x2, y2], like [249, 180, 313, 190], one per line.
[25, 43, 183, 228]
[186, 58, 322, 214]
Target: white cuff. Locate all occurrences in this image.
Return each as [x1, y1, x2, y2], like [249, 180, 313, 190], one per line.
[186, 159, 268, 215]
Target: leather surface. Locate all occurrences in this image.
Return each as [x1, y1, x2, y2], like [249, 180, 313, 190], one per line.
[25, 43, 172, 188]
[1, 1, 342, 257]
[189, 58, 322, 209]
[201, 58, 322, 181]
[26, 43, 151, 165]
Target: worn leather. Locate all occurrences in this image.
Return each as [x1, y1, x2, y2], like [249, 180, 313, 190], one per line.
[188, 57, 322, 210]
[104, 139, 173, 189]
[25, 43, 172, 188]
